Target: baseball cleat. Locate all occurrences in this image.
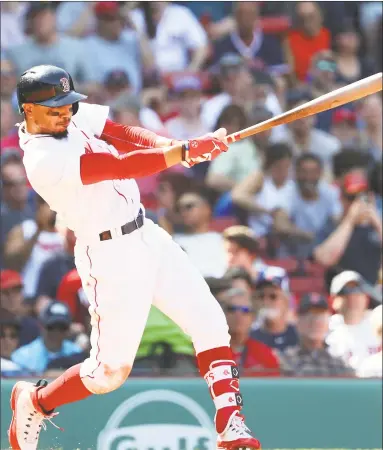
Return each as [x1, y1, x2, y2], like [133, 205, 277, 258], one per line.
[8, 380, 61, 450]
[217, 412, 261, 449]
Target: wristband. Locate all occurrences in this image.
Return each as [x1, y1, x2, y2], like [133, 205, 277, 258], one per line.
[181, 141, 190, 161]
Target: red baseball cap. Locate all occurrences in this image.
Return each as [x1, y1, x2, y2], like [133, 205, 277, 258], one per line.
[333, 108, 357, 125]
[0, 270, 23, 290]
[94, 2, 120, 18]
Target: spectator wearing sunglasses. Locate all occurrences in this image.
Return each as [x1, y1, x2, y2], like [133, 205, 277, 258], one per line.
[251, 270, 298, 352]
[11, 301, 83, 375]
[221, 281, 280, 377]
[277, 293, 355, 376]
[0, 310, 31, 377]
[326, 271, 381, 372]
[174, 187, 227, 277]
[0, 270, 40, 346]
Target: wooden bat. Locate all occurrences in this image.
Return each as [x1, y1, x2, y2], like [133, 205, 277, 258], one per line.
[225, 72, 382, 144]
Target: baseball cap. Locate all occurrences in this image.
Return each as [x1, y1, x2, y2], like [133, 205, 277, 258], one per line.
[172, 75, 202, 93]
[219, 53, 245, 76]
[0, 270, 23, 290]
[298, 292, 329, 314]
[255, 267, 289, 292]
[39, 301, 72, 328]
[104, 70, 130, 89]
[332, 108, 357, 125]
[330, 271, 366, 296]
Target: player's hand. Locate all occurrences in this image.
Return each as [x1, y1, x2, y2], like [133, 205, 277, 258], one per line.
[182, 131, 228, 165]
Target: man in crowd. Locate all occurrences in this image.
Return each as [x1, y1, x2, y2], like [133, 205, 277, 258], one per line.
[251, 270, 298, 351]
[326, 271, 381, 371]
[173, 187, 227, 277]
[278, 293, 355, 376]
[273, 153, 341, 258]
[313, 170, 382, 286]
[221, 275, 280, 376]
[357, 304, 382, 378]
[0, 270, 40, 346]
[11, 301, 83, 375]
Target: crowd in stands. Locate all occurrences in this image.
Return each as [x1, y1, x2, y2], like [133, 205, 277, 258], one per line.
[1, 1, 382, 379]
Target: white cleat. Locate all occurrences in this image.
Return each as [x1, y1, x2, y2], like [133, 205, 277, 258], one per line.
[8, 380, 61, 450]
[217, 412, 261, 449]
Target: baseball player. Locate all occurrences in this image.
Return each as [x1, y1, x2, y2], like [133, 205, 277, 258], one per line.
[8, 65, 261, 450]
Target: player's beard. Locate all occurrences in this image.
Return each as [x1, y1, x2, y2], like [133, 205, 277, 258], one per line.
[52, 130, 69, 140]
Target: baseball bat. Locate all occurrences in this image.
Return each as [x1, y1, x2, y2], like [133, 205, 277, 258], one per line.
[225, 72, 382, 144]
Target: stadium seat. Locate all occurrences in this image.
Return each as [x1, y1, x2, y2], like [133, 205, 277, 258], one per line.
[210, 217, 238, 232]
[290, 276, 326, 296]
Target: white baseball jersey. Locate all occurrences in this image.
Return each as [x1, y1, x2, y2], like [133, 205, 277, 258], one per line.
[19, 103, 141, 241]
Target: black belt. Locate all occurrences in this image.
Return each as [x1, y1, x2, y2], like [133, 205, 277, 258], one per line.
[99, 209, 144, 241]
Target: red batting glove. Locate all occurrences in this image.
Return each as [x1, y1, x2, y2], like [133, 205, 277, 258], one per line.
[182, 136, 228, 162]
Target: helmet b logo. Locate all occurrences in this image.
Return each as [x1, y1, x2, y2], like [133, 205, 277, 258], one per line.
[60, 77, 70, 93]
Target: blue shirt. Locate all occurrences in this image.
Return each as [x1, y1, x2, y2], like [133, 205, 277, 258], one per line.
[83, 31, 142, 92]
[11, 337, 82, 374]
[251, 324, 299, 352]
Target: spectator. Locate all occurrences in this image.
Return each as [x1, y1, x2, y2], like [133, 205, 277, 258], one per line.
[206, 106, 267, 193]
[130, 2, 208, 74]
[251, 70, 284, 120]
[313, 170, 382, 286]
[35, 228, 76, 314]
[1, 158, 35, 260]
[155, 172, 196, 235]
[6, 2, 91, 83]
[285, 1, 331, 82]
[110, 89, 166, 135]
[4, 195, 65, 299]
[0, 310, 30, 377]
[173, 187, 227, 277]
[56, 1, 96, 37]
[278, 293, 355, 376]
[83, 2, 144, 92]
[1, 98, 17, 140]
[224, 266, 254, 298]
[330, 109, 360, 148]
[0, 270, 40, 346]
[1, 56, 17, 100]
[251, 270, 298, 352]
[273, 154, 342, 258]
[0, 2, 27, 50]
[204, 275, 233, 308]
[370, 162, 382, 217]
[332, 148, 371, 184]
[333, 19, 376, 86]
[232, 142, 294, 237]
[221, 277, 280, 376]
[11, 301, 83, 374]
[165, 75, 208, 140]
[212, 2, 286, 73]
[358, 305, 382, 378]
[201, 53, 253, 131]
[358, 94, 382, 163]
[277, 89, 341, 173]
[104, 69, 131, 102]
[326, 271, 381, 371]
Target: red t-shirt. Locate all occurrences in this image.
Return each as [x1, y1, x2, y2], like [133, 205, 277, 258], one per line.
[287, 27, 331, 81]
[232, 338, 280, 377]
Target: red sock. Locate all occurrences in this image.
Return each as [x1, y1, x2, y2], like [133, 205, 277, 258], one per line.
[34, 364, 92, 413]
[197, 347, 242, 434]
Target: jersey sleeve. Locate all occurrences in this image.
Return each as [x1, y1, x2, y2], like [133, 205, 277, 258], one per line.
[72, 102, 110, 138]
[23, 139, 82, 190]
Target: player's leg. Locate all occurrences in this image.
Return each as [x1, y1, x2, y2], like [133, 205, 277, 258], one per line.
[9, 237, 155, 449]
[152, 233, 261, 449]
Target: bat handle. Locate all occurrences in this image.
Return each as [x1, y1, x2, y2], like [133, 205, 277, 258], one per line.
[225, 133, 241, 145]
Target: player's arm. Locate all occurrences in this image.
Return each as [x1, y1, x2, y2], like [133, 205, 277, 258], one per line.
[100, 119, 178, 153]
[80, 137, 228, 185]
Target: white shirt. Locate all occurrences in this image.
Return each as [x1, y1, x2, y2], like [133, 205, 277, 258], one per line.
[20, 103, 142, 242]
[249, 177, 295, 237]
[21, 220, 65, 298]
[357, 352, 382, 378]
[174, 232, 227, 278]
[326, 312, 381, 371]
[165, 116, 208, 140]
[131, 5, 208, 73]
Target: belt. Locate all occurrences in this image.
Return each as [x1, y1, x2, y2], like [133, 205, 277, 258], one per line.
[99, 209, 144, 241]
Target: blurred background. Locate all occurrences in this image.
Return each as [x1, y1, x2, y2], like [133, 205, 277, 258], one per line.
[1, 0, 382, 383]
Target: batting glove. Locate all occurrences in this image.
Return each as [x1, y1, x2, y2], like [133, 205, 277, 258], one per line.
[181, 136, 228, 166]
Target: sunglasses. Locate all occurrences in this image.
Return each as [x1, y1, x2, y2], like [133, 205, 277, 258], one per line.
[258, 292, 279, 300]
[316, 60, 337, 73]
[46, 324, 69, 332]
[226, 305, 253, 314]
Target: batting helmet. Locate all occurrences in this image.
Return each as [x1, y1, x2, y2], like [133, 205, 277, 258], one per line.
[17, 65, 87, 115]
